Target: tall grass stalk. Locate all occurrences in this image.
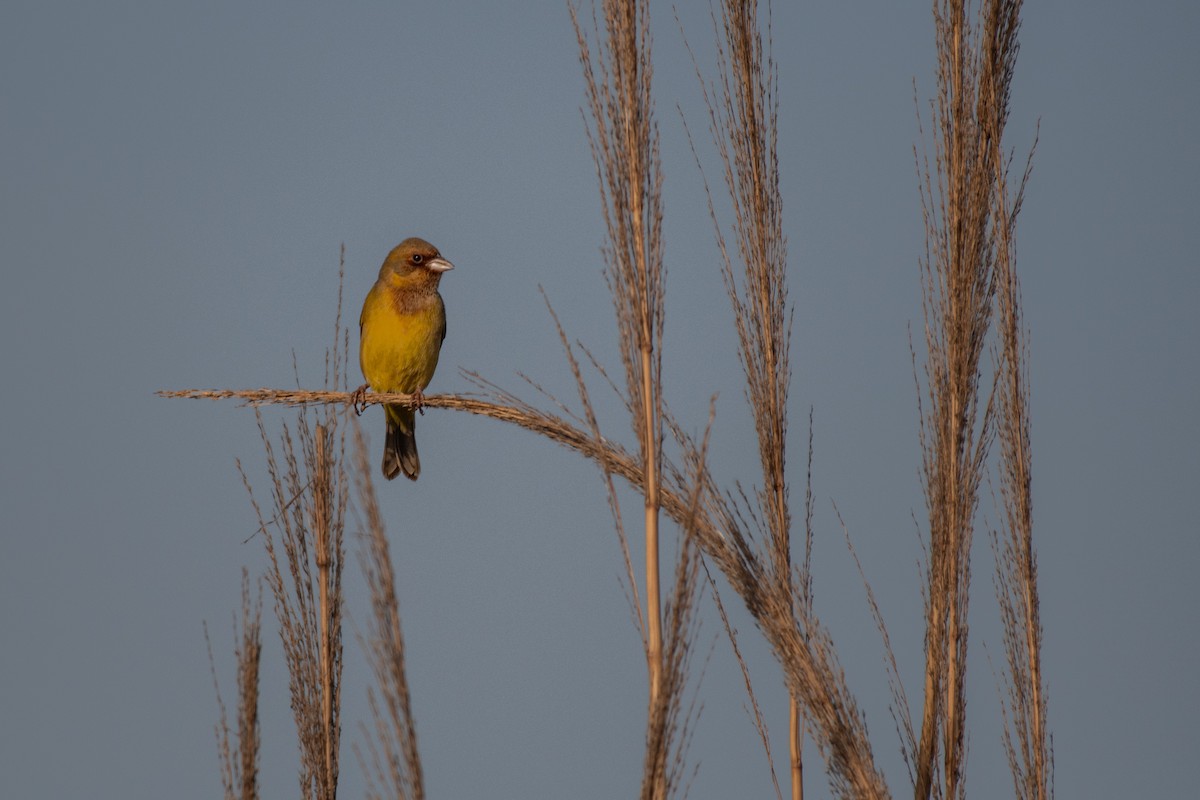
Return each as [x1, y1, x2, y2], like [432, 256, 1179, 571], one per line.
[238, 284, 351, 800]
[983, 2, 1049, 793]
[993, 150, 1050, 798]
[570, 0, 673, 796]
[642, 410, 711, 800]
[911, 0, 1030, 797]
[241, 412, 346, 800]
[685, 0, 804, 796]
[351, 419, 425, 800]
[206, 569, 263, 800]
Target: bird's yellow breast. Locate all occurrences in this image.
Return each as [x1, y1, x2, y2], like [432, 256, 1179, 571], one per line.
[359, 280, 446, 394]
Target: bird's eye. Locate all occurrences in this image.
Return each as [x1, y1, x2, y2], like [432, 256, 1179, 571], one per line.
[412, 253, 424, 264]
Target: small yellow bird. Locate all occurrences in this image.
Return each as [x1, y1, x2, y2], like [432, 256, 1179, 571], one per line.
[358, 237, 454, 480]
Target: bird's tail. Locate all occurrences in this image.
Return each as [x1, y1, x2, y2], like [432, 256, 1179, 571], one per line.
[382, 404, 419, 481]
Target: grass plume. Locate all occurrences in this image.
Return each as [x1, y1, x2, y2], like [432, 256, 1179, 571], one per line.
[910, 0, 1034, 797]
[351, 419, 426, 800]
[206, 569, 264, 800]
[241, 411, 346, 800]
[986, 5, 1049, 793]
[682, 0, 809, 796]
[570, 0, 677, 796]
[236, 273, 351, 799]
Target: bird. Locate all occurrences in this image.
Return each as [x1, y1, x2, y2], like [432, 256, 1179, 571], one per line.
[357, 237, 454, 480]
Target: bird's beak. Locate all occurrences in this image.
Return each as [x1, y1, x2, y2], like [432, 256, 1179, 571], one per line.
[426, 257, 454, 273]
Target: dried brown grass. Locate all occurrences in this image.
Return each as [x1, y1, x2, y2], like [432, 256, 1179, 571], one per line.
[240, 410, 346, 800]
[350, 419, 425, 800]
[909, 1, 1039, 798]
[162, 382, 889, 799]
[568, 0, 668, 697]
[569, 1, 688, 797]
[205, 569, 263, 800]
[642, 412, 710, 800]
[235, 270, 352, 800]
[992, 181, 1051, 800]
[683, 0, 806, 796]
[171, 3, 1050, 798]
[987, 9, 1049, 795]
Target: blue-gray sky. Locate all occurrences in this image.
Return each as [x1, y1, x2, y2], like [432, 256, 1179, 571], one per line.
[2, 1, 1197, 797]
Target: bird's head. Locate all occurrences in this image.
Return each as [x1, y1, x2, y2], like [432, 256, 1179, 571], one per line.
[379, 237, 454, 288]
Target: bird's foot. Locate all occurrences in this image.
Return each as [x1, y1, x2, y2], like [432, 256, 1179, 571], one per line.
[411, 388, 427, 416]
[351, 384, 369, 416]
